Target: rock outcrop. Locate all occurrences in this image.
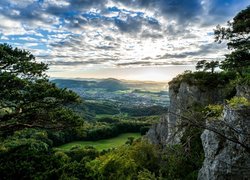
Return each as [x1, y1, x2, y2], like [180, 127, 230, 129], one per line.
[236, 85, 250, 100]
[146, 82, 227, 145]
[198, 105, 250, 180]
[146, 77, 250, 179]
[146, 114, 169, 146]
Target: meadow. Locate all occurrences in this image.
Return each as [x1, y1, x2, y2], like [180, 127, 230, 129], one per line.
[56, 133, 141, 151]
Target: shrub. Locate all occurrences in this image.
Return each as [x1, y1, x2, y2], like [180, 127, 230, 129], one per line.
[204, 104, 223, 117]
[227, 96, 250, 108]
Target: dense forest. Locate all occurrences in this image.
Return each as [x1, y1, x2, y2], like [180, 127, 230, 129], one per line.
[0, 6, 250, 180]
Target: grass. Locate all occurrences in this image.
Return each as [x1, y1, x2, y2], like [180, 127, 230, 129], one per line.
[56, 133, 141, 151]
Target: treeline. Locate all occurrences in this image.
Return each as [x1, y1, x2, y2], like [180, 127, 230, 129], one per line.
[0, 127, 202, 179]
[70, 100, 167, 121]
[49, 116, 155, 146]
[121, 105, 167, 116]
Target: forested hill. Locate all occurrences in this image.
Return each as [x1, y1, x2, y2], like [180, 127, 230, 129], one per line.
[52, 78, 127, 91]
[51, 78, 167, 91]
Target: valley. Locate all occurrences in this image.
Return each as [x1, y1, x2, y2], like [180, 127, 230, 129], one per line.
[52, 78, 170, 107]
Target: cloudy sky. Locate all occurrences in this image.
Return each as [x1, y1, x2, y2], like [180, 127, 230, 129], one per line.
[0, 0, 249, 81]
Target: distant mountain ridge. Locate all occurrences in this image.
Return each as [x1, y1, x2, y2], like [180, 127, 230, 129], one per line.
[51, 78, 127, 91]
[51, 78, 167, 91]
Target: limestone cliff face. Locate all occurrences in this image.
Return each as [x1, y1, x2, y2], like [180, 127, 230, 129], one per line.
[146, 78, 250, 179]
[198, 105, 250, 180]
[146, 82, 227, 145]
[168, 82, 227, 143]
[236, 85, 250, 100]
[146, 114, 169, 146]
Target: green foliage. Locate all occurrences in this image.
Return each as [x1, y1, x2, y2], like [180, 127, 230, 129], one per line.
[237, 75, 250, 86]
[0, 44, 83, 134]
[214, 6, 250, 49]
[140, 126, 151, 135]
[121, 105, 167, 116]
[204, 104, 224, 117]
[214, 6, 250, 76]
[97, 116, 119, 123]
[227, 96, 250, 108]
[97, 78, 128, 91]
[0, 128, 100, 180]
[0, 129, 59, 179]
[137, 169, 157, 180]
[221, 49, 250, 76]
[169, 71, 237, 93]
[85, 101, 119, 115]
[57, 133, 141, 151]
[160, 127, 204, 180]
[196, 60, 219, 73]
[88, 140, 160, 180]
[0, 43, 48, 78]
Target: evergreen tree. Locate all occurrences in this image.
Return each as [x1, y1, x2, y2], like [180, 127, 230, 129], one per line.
[214, 6, 250, 76]
[0, 44, 82, 134]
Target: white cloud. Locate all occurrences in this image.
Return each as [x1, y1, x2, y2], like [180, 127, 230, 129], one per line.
[0, 0, 245, 78]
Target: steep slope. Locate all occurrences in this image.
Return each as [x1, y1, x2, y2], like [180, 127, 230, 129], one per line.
[146, 75, 229, 145]
[146, 72, 250, 179]
[198, 105, 250, 179]
[198, 86, 250, 180]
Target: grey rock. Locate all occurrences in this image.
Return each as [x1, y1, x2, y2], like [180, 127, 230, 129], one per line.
[198, 106, 250, 180]
[236, 85, 250, 100]
[146, 114, 169, 146]
[146, 79, 250, 180]
[147, 82, 227, 146]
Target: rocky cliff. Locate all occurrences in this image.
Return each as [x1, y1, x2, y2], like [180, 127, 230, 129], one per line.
[198, 85, 250, 180]
[146, 81, 227, 145]
[198, 105, 250, 180]
[146, 76, 250, 179]
[146, 114, 169, 146]
[236, 85, 250, 100]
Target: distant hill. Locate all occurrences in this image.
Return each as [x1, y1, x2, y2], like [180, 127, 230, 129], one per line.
[51, 78, 167, 91]
[51, 78, 170, 111]
[51, 78, 128, 91]
[96, 78, 127, 91]
[51, 79, 97, 88]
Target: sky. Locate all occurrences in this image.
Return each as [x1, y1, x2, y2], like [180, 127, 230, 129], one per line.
[0, 0, 249, 82]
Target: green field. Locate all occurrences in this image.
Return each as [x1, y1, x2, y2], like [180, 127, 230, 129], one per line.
[57, 133, 141, 151]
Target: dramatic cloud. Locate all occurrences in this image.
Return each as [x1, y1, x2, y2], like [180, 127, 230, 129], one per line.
[0, 0, 249, 75]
